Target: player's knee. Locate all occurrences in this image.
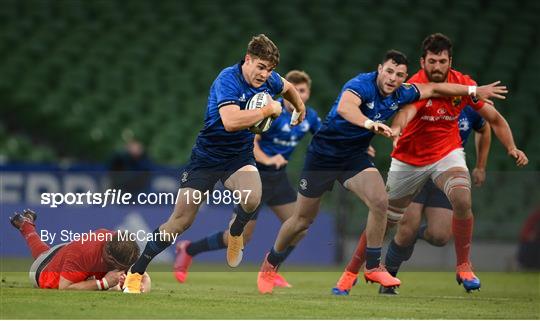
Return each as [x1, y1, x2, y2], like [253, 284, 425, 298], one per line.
[242, 190, 262, 213]
[396, 225, 417, 246]
[368, 194, 388, 216]
[449, 191, 472, 214]
[430, 234, 451, 247]
[296, 215, 314, 233]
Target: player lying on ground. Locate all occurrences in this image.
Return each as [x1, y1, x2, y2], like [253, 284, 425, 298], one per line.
[9, 209, 151, 292]
[174, 70, 321, 288]
[256, 49, 508, 294]
[334, 33, 527, 295]
[122, 34, 306, 293]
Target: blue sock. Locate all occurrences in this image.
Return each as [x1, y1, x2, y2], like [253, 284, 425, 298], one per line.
[417, 224, 428, 241]
[267, 247, 289, 267]
[230, 204, 257, 236]
[281, 245, 296, 263]
[186, 231, 226, 257]
[384, 239, 415, 277]
[365, 247, 382, 269]
[131, 228, 173, 274]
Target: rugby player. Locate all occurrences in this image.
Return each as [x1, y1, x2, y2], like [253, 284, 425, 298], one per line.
[9, 209, 151, 292]
[333, 33, 526, 295]
[122, 34, 306, 293]
[173, 70, 321, 288]
[333, 104, 491, 296]
[256, 49, 508, 294]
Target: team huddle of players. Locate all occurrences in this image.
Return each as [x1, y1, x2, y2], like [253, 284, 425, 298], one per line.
[11, 32, 527, 295]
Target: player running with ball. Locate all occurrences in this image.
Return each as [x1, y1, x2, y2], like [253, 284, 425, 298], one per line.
[122, 34, 306, 293]
[174, 70, 321, 287]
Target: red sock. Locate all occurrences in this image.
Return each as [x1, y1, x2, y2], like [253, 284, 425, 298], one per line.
[452, 216, 473, 266]
[20, 222, 50, 259]
[346, 231, 367, 274]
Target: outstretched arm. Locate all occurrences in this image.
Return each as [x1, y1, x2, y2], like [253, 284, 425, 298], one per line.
[281, 77, 306, 125]
[415, 81, 508, 105]
[477, 104, 528, 167]
[337, 91, 392, 137]
[389, 104, 418, 138]
[472, 122, 491, 186]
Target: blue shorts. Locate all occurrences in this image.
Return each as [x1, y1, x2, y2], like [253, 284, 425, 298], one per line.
[180, 151, 256, 193]
[298, 150, 375, 198]
[250, 162, 297, 220]
[412, 179, 452, 210]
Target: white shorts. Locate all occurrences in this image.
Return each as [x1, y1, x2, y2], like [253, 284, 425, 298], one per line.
[386, 148, 468, 201]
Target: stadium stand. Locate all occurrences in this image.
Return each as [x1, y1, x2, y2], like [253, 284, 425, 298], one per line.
[1, 0, 538, 239]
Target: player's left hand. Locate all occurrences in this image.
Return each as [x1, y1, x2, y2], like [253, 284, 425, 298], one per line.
[472, 167, 486, 187]
[371, 122, 393, 138]
[508, 148, 528, 167]
[476, 81, 508, 105]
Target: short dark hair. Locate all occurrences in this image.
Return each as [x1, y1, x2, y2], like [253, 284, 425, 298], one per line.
[382, 50, 409, 66]
[105, 233, 140, 271]
[422, 33, 453, 58]
[247, 34, 280, 67]
[285, 70, 312, 88]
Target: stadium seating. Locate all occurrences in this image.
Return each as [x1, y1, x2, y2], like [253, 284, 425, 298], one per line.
[1, 0, 538, 238]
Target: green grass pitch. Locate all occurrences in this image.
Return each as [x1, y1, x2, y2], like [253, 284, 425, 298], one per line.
[1, 260, 538, 319]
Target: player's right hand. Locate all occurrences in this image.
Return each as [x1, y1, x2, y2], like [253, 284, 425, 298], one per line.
[104, 269, 125, 287]
[476, 81, 508, 105]
[508, 148, 528, 167]
[267, 154, 288, 169]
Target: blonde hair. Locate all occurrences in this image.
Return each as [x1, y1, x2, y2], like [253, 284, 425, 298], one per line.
[285, 70, 312, 88]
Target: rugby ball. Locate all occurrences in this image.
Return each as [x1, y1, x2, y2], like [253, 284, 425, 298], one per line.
[246, 92, 273, 134]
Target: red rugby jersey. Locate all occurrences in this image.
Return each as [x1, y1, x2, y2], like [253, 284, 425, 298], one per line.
[391, 69, 484, 166]
[38, 229, 112, 289]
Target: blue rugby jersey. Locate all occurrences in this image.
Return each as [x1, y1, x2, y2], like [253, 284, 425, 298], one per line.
[310, 71, 420, 158]
[258, 98, 321, 160]
[192, 62, 284, 162]
[458, 105, 486, 146]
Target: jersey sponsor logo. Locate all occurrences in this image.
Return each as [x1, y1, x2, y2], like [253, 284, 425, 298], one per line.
[299, 178, 308, 190]
[437, 108, 447, 115]
[420, 114, 459, 122]
[273, 137, 298, 147]
[366, 101, 375, 109]
[452, 96, 462, 107]
[426, 99, 433, 107]
[239, 93, 247, 102]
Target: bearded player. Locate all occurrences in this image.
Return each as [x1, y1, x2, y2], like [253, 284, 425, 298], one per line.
[256, 49, 508, 294]
[332, 33, 527, 295]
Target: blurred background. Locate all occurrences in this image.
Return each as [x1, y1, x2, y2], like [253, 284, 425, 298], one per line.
[1, 0, 539, 271]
